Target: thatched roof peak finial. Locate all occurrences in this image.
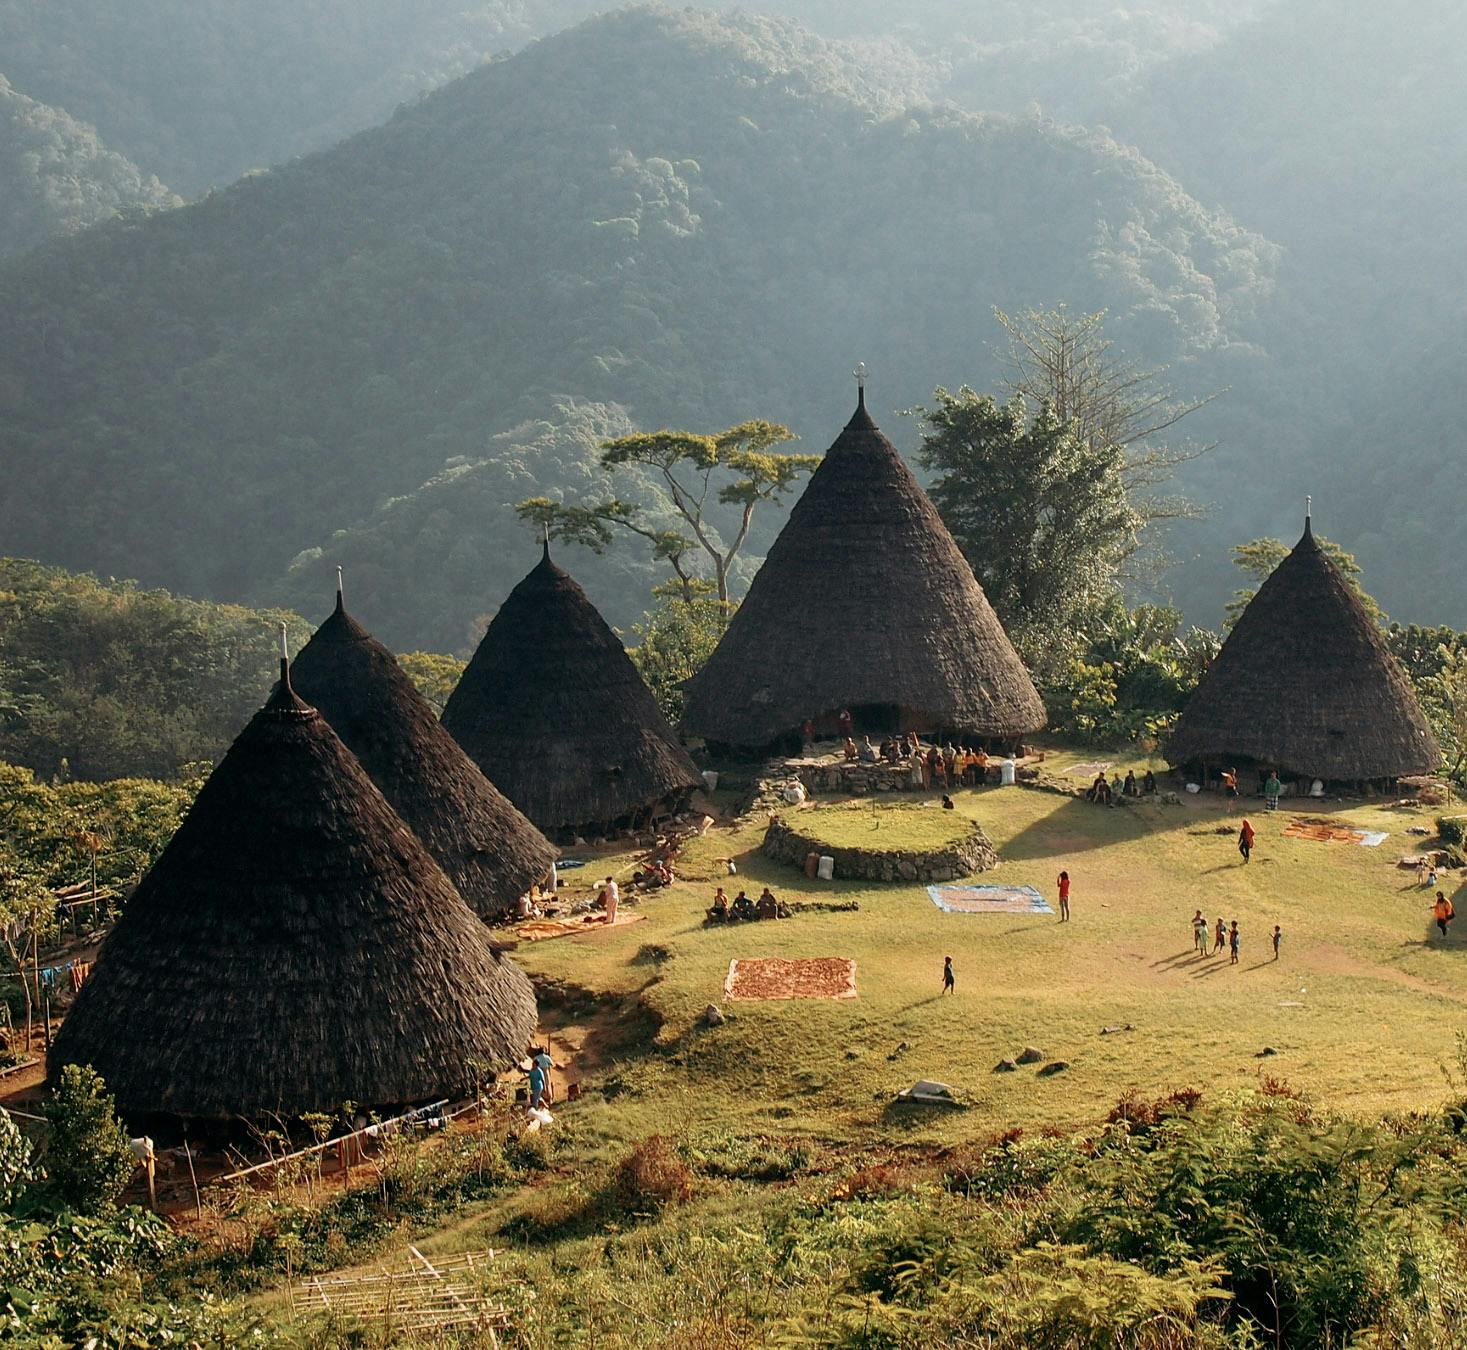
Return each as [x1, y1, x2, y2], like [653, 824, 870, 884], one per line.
[335, 565, 344, 613]
[542, 519, 551, 562]
[854, 360, 867, 412]
[265, 622, 316, 720]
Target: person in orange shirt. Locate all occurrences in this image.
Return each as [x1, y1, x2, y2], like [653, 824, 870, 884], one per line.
[1432, 891, 1454, 939]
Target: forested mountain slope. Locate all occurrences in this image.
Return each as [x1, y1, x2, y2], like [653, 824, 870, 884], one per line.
[0, 76, 177, 262]
[0, 7, 1274, 649]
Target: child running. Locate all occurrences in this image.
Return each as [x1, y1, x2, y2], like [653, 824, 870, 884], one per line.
[942, 955, 955, 994]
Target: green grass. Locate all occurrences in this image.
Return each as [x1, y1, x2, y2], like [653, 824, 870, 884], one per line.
[514, 744, 1467, 1150]
[783, 799, 976, 851]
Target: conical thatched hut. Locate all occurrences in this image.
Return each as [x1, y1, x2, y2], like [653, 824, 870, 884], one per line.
[680, 383, 1046, 752]
[1168, 514, 1439, 783]
[441, 545, 704, 839]
[51, 653, 538, 1121]
[290, 584, 557, 921]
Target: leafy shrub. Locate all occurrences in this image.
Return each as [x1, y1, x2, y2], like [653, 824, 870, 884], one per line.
[942, 1133, 1077, 1201]
[1437, 815, 1467, 848]
[609, 1136, 694, 1216]
[0, 1109, 34, 1210]
[42, 1065, 136, 1214]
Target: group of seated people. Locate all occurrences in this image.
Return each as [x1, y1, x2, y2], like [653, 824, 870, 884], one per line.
[840, 733, 994, 785]
[1087, 768, 1158, 804]
[706, 886, 788, 923]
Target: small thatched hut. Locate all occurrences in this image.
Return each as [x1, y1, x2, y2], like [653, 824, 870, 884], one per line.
[1168, 514, 1439, 783]
[290, 584, 557, 921]
[441, 544, 703, 839]
[679, 382, 1046, 752]
[50, 654, 538, 1122]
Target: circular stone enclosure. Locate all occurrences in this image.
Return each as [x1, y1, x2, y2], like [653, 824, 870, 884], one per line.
[763, 808, 997, 883]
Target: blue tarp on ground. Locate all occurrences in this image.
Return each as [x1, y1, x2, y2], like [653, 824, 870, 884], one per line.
[927, 883, 1053, 914]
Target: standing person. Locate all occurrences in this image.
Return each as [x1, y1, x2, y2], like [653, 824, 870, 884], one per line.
[1432, 891, 1454, 939]
[838, 708, 853, 741]
[926, 746, 941, 790]
[1229, 920, 1240, 965]
[944, 743, 958, 787]
[1221, 767, 1239, 800]
[1272, 925, 1282, 960]
[942, 955, 955, 994]
[1214, 917, 1227, 954]
[801, 718, 816, 750]
[600, 874, 620, 924]
[527, 1055, 547, 1111]
[1264, 772, 1282, 812]
[1238, 819, 1256, 864]
[1192, 910, 1209, 955]
[1056, 870, 1071, 923]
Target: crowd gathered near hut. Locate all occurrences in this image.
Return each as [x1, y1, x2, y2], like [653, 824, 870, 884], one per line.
[37, 367, 1447, 1149]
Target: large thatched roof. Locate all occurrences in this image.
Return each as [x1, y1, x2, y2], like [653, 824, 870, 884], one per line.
[51, 661, 538, 1120]
[290, 589, 557, 921]
[680, 388, 1046, 748]
[1168, 517, 1439, 780]
[441, 546, 703, 836]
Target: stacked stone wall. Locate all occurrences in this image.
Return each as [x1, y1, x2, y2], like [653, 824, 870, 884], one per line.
[762, 815, 997, 884]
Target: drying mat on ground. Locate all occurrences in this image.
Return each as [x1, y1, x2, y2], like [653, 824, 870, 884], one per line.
[516, 912, 647, 942]
[928, 884, 1053, 914]
[1066, 760, 1113, 778]
[1282, 820, 1387, 847]
[725, 957, 857, 1000]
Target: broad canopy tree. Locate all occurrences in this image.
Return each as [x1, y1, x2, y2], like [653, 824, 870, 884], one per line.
[918, 389, 1142, 665]
[517, 420, 819, 605]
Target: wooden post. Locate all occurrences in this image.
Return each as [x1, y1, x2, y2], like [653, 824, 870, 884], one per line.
[145, 1151, 157, 1211]
[183, 1137, 202, 1219]
[42, 996, 50, 1052]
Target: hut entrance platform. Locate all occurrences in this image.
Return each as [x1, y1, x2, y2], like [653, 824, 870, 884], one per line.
[759, 745, 1044, 803]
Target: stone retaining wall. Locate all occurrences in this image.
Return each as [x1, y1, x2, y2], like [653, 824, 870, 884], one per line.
[762, 815, 998, 884]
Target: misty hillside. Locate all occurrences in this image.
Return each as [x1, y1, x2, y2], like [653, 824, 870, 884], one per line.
[0, 0, 605, 194]
[0, 0, 1259, 239]
[0, 76, 178, 262]
[0, 6, 1275, 650]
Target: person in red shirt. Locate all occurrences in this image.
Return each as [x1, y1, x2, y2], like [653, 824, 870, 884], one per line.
[1238, 819, 1256, 864]
[1056, 870, 1071, 922]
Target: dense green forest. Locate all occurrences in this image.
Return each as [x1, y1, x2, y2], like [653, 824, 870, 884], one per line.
[0, 558, 308, 780]
[0, 7, 1274, 650]
[0, 77, 176, 262]
[0, 0, 1462, 640]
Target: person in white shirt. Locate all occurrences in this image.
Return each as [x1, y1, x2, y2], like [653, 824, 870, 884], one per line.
[600, 875, 620, 923]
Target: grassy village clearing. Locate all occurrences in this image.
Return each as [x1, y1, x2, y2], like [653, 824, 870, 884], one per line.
[510, 751, 1467, 1152]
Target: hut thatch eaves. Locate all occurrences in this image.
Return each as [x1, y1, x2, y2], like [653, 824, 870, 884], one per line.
[441, 545, 704, 837]
[679, 387, 1046, 749]
[1168, 516, 1440, 781]
[51, 660, 538, 1120]
[290, 589, 557, 921]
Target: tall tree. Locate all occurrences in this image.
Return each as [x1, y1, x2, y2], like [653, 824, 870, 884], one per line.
[994, 305, 1214, 564]
[917, 390, 1141, 665]
[516, 421, 818, 605]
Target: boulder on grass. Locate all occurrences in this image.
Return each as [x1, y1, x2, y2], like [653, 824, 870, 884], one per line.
[1016, 1046, 1044, 1065]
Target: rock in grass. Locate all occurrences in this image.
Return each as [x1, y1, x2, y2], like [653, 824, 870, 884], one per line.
[1256, 1046, 1278, 1058]
[1100, 1024, 1135, 1035]
[1037, 1060, 1070, 1076]
[993, 1058, 1018, 1073]
[703, 1004, 725, 1027]
[1016, 1046, 1044, 1065]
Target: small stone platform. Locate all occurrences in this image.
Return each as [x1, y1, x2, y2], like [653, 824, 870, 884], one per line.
[763, 815, 997, 884]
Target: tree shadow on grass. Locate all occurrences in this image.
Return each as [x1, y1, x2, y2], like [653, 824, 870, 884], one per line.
[997, 795, 1188, 861]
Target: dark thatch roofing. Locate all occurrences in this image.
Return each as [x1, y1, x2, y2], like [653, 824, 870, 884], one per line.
[290, 590, 557, 921]
[441, 546, 704, 835]
[1168, 517, 1440, 780]
[51, 662, 539, 1120]
[679, 389, 1046, 748]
